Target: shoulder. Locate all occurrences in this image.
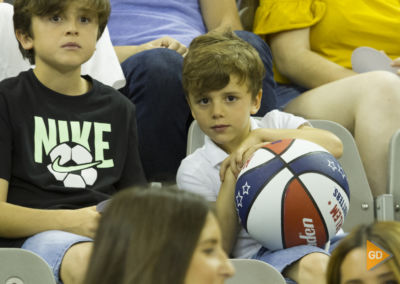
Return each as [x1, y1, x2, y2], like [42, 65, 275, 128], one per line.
[177, 147, 221, 201]
[91, 78, 135, 112]
[258, 109, 308, 129]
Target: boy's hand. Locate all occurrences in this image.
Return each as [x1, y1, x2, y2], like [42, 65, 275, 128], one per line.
[63, 206, 100, 239]
[220, 129, 271, 181]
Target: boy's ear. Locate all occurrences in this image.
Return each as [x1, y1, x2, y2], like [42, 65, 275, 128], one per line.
[250, 89, 262, 115]
[186, 96, 197, 120]
[15, 30, 34, 51]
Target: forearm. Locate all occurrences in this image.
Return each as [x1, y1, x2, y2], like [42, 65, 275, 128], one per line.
[275, 49, 356, 88]
[0, 202, 74, 238]
[251, 126, 343, 158]
[215, 170, 240, 254]
[270, 28, 356, 88]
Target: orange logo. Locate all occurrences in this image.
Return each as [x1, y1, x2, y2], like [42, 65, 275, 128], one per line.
[366, 240, 392, 270]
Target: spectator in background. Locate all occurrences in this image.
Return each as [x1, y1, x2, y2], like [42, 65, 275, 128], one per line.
[326, 221, 400, 284]
[253, 0, 400, 197]
[85, 187, 235, 284]
[107, 0, 279, 183]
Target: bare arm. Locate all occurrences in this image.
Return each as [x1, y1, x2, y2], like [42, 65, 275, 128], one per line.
[114, 36, 188, 63]
[269, 28, 356, 88]
[214, 169, 241, 254]
[200, 0, 243, 31]
[221, 124, 343, 179]
[0, 178, 100, 239]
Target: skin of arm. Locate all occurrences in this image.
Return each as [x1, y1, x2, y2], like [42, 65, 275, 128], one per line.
[200, 0, 243, 31]
[221, 124, 343, 179]
[214, 168, 241, 254]
[269, 28, 356, 88]
[0, 178, 100, 239]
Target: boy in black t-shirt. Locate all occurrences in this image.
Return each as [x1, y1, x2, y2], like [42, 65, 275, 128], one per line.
[0, 0, 146, 283]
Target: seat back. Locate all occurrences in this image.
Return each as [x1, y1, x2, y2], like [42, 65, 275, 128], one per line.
[186, 119, 375, 232]
[0, 248, 56, 284]
[388, 129, 400, 220]
[226, 259, 286, 284]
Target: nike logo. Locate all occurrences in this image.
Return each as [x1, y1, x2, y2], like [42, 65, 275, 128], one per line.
[51, 156, 102, 173]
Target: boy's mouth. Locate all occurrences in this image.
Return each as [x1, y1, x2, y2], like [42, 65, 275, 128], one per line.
[61, 42, 81, 49]
[211, 124, 229, 132]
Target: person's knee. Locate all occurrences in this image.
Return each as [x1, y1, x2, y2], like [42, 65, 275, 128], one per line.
[298, 252, 330, 275]
[284, 252, 329, 283]
[60, 242, 93, 284]
[122, 48, 183, 80]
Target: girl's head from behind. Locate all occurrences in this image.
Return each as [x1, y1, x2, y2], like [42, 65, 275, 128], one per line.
[86, 186, 234, 284]
[327, 221, 400, 284]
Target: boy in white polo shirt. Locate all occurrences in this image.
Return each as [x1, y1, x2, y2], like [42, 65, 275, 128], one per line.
[177, 30, 343, 284]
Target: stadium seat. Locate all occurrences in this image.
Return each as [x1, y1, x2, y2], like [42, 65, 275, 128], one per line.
[186, 118, 376, 232]
[388, 129, 400, 220]
[226, 259, 286, 284]
[0, 248, 56, 284]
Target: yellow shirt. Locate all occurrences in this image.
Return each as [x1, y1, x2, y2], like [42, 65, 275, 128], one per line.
[253, 0, 400, 84]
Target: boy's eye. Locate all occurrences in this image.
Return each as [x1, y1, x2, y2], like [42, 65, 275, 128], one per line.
[226, 95, 237, 102]
[80, 16, 91, 23]
[50, 15, 62, 22]
[198, 98, 209, 105]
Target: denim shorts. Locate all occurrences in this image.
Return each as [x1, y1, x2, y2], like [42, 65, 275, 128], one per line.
[21, 230, 92, 284]
[252, 233, 345, 283]
[275, 83, 308, 110]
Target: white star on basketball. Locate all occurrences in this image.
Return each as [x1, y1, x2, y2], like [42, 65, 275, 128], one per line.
[327, 160, 338, 171]
[236, 192, 243, 208]
[242, 182, 251, 195]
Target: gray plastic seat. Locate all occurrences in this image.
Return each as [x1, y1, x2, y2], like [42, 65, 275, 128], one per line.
[0, 248, 56, 284]
[226, 259, 286, 284]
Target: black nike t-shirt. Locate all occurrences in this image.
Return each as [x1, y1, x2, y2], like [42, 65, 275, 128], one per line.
[0, 70, 146, 246]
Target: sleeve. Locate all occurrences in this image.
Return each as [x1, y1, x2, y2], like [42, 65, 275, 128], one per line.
[81, 27, 126, 90]
[259, 109, 310, 129]
[116, 103, 147, 189]
[0, 92, 12, 181]
[176, 155, 219, 202]
[253, 0, 326, 36]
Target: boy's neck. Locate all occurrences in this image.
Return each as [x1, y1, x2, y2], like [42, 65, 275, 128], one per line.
[33, 64, 91, 96]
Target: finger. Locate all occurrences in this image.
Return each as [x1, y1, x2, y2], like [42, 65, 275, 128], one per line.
[220, 157, 231, 181]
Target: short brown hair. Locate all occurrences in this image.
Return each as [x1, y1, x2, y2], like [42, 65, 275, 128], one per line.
[182, 30, 265, 99]
[13, 0, 110, 64]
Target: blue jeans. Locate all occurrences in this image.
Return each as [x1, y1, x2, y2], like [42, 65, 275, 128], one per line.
[120, 31, 277, 182]
[21, 230, 92, 284]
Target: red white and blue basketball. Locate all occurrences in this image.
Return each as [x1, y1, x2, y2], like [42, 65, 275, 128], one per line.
[235, 138, 350, 250]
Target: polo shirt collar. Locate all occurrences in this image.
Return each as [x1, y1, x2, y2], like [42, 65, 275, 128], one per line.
[203, 117, 259, 168]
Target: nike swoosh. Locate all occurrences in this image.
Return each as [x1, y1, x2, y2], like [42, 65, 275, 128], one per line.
[51, 156, 102, 173]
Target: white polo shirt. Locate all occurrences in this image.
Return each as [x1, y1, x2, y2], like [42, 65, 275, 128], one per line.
[177, 110, 308, 258]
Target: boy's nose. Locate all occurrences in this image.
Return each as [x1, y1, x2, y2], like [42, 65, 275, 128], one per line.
[65, 21, 79, 36]
[211, 102, 224, 118]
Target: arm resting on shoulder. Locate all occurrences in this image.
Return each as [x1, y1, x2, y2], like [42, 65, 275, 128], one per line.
[0, 178, 99, 239]
[269, 28, 356, 88]
[200, 0, 243, 31]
